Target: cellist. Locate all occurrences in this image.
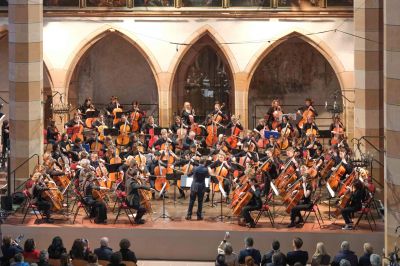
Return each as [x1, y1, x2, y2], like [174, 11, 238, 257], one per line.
[339, 179, 366, 230]
[31, 173, 54, 223]
[297, 97, 318, 121]
[301, 116, 319, 139]
[78, 97, 95, 117]
[287, 174, 313, 228]
[258, 148, 280, 197]
[265, 99, 281, 129]
[239, 177, 262, 228]
[329, 115, 345, 145]
[152, 129, 174, 151]
[81, 171, 108, 224]
[210, 101, 228, 123]
[181, 101, 194, 128]
[208, 153, 233, 201]
[130, 101, 144, 132]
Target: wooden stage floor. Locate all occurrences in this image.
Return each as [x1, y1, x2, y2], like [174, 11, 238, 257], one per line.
[2, 195, 384, 261]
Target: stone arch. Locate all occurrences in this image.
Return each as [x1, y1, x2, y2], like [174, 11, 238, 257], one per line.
[245, 30, 353, 130]
[64, 25, 162, 101]
[168, 25, 239, 118]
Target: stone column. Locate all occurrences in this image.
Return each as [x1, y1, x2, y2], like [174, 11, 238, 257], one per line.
[8, 0, 43, 190]
[353, 0, 384, 181]
[384, 0, 400, 254]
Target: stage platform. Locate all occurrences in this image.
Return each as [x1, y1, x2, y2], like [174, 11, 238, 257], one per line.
[2, 196, 384, 262]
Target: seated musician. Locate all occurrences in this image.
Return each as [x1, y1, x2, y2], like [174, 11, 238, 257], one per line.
[301, 116, 319, 138]
[181, 101, 194, 128]
[234, 142, 259, 165]
[172, 150, 199, 199]
[280, 115, 294, 134]
[297, 97, 318, 118]
[240, 130, 257, 150]
[254, 118, 268, 132]
[78, 97, 95, 116]
[240, 177, 262, 228]
[208, 153, 232, 201]
[92, 114, 107, 128]
[226, 115, 243, 132]
[329, 115, 345, 144]
[70, 138, 84, 162]
[46, 120, 60, 145]
[81, 171, 108, 224]
[170, 116, 186, 135]
[32, 173, 54, 223]
[105, 96, 118, 116]
[259, 148, 280, 197]
[334, 148, 353, 180]
[65, 113, 83, 130]
[59, 133, 71, 155]
[182, 131, 196, 151]
[130, 101, 145, 131]
[288, 174, 313, 228]
[265, 135, 279, 151]
[152, 129, 174, 151]
[141, 116, 157, 147]
[125, 161, 154, 224]
[341, 179, 366, 230]
[114, 114, 129, 130]
[145, 151, 162, 195]
[282, 147, 300, 174]
[43, 153, 66, 180]
[303, 134, 322, 159]
[214, 134, 232, 154]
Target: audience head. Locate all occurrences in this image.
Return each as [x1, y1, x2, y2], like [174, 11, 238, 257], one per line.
[339, 259, 351, 266]
[293, 263, 303, 266]
[71, 239, 85, 258]
[110, 252, 123, 265]
[14, 253, 24, 263]
[314, 242, 328, 256]
[370, 254, 382, 266]
[50, 236, 64, 248]
[119, 238, 131, 250]
[215, 254, 227, 266]
[245, 256, 255, 266]
[363, 242, 373, 254]
[87, 252, 98, 264]
[2, 236, 12, 247]
[24, 238, 36, 252]
[272, 252, 285, 266]
[60, 252, 71, 266]
[39, 250, 49, 262]
[293, 237, 303, 250]
[272, 240, 280, 251]
[223, 243, 233, 255]
[100, 237, 109, 247]
[340, 241, 350, 252]
[244, 237, 254, 248]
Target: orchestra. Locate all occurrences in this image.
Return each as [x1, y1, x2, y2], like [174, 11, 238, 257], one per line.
[28, 97, 372, 229]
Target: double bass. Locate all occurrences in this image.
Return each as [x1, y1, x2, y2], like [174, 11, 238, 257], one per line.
[298, 106, 315, 130]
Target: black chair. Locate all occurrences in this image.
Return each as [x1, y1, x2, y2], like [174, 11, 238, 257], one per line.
[21, 189, 42, 224]
[302, 193, 324, 229]
[353, 195, 376, 231]
[253, 194, 275, 227]
[71, 189, 93, 224]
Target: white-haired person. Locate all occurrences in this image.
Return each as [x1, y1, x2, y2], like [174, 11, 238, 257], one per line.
[358, 243, 373, 266]
[94, 237, 113, 261]
[331, 241, 358, 266]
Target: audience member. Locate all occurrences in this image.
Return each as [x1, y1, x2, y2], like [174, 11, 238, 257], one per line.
[215, 254, 228, 266]
[119, 239, 137, 263]
[37, 250, 52, 266]
[23, 238, 40, 260]
[60, 253, 73, 266]
[311, 242, 330, 266]
[262, 240, 286, 266]
[70, 239, 89, 260]
[331, 241, 358, 266]
[238, 237, 262, 265]
[268, 252, 286, 266]
[223, 243, 239, 266]
[245, 256, 256, 266]
[48, 236, 67, 259]
[10, 253, 29, 266]
[286, 237, 308, 266]
[87, 252, 99, 266]
[108, 252, 126, 266]
[339, 259, 351, 266]
[1, 236, 24, 266]
[369, 254, 381, 266]
[94, 237, 113, 261]
[358, 243, 373, 266]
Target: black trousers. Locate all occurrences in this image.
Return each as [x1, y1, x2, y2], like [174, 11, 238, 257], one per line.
[37, 200, 52, 218]
[132, 206, 147, 222]
[341, 206, 357, 224]
[187, 190, 205, 217]
[290, 204, 311, 222]
[85, 197, 107, 222]
[242, 204, 261, 225]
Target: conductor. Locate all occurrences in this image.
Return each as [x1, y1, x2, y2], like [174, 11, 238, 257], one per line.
[186, 157, 211, 221]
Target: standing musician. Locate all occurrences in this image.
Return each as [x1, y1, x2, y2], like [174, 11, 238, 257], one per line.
[265, 99, 282, 129]
[297, 97, 318, 118]
[340, 179, 366, 230]
[186, 157, 211, 221]
[130, 101, 145, 132]
[78, 97, 95, 116]
[287, 174, 313, 228]
[240, 177, 262, 228]
[125, 161, 153, 225]
[181, 101, 195, 128]
[210, 102, 228, 123]
[81, 171, 108, 224]
[31, 173, 54, 223]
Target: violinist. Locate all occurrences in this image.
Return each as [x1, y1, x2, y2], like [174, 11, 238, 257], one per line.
[240, 177, 262, 228]
[81, 171, 108, 224]
[46, 120, 60, 145]
[125, 164, 153, 224]
[181, 101, 194, 128]
[340, 179, 366, 230]
[287, 174, 313, 228]
[31, 173, 54, 223]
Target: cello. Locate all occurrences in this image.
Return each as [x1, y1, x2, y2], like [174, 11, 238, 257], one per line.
[226, 115, 242, 149]
[326, 160, 346, 197]
[112, 101, 123, 126]
[117, 118, 131, 146]
[41, 176, 64, 212]
[108, 145, 122, 188]
[154, 161, 171, 192]
[130, 103, 142, 133]
[71, 116, 84, 143]
[211, 161, 229, 193]
[206, 103, 225, 147]
[298, 106, 315, 130]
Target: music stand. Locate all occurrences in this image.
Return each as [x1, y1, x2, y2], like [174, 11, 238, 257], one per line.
[115, 111, 131, 119]
[167, 173, 182, 205]
[155, 182, 173, 221]
[85, 110, 100, 119]
[213, 182, 231, 223]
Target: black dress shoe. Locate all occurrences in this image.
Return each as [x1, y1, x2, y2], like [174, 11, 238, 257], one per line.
[185, 215, 192, 220]
[134, 219, 145, 224]
[204, 195, 210, 203]
[197, 216, 204, 221]
[287, 222, 296, 228]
